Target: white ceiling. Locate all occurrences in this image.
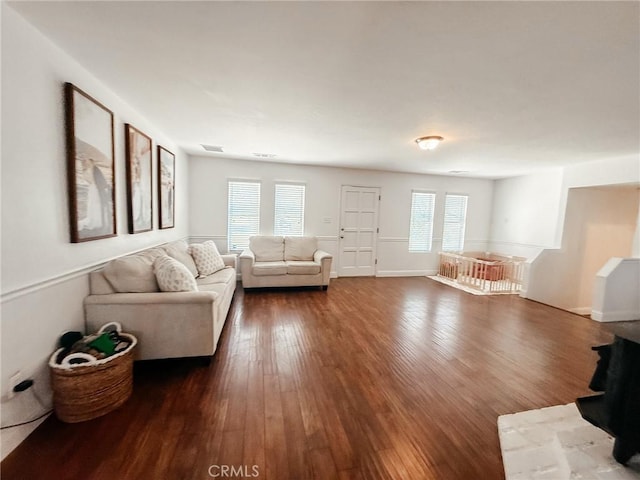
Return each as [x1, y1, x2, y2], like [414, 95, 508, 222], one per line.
[9, 1, 640, 179]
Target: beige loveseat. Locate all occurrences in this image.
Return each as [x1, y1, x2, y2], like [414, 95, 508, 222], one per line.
[85, 240, 236, 361]
[239, 236, 332, 289]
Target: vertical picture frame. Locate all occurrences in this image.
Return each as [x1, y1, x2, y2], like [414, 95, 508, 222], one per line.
[125, 124, 153, 233]
[65, 83, 117, 243]
[157, 146, 175, 229]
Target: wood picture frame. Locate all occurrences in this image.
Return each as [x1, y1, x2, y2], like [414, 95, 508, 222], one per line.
[157, 146, 175, 229]
[125, 124, 153, 233]
[65, 83, 117, 243]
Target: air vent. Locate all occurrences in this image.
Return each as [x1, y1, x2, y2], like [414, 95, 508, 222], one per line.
[252, 153, 277, 158]
[201, 144, 224, 153]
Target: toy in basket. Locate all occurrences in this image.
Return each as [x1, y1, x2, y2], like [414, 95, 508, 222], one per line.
[48, 322, 137, 423]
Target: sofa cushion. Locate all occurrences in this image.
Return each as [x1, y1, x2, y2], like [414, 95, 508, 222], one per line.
[250, 236, 284, 262]
[284, 237, 317, 261]
[162, 240, 198, 277]
[252, 261, 287, 276]
[286, 261, 321, 275]
[189, 240, 225, 277]
[197, 282, 226, 296]
[196, 267, 236, 286]
[153, 255, 198, 292]
[103, 248, 165, 293]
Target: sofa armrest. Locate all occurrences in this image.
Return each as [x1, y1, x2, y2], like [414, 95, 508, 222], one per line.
[238, 249, 255, 281]
[239, 249, 255, 261]
[84, 291, 218, 305]
[314, 250, 333, 287]
[314, 250, 332, 263]
[221, 254, 237, 269]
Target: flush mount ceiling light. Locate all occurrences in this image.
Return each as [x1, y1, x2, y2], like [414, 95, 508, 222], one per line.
[415, 136, 444, 151]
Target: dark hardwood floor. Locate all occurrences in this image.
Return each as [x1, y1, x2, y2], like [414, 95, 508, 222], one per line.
[1, 277, 616, 479]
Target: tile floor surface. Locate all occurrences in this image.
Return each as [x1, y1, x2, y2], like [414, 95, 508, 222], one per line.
[499, 403, 640, 480]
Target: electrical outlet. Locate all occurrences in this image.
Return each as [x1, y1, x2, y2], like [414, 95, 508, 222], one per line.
[8, 372, 21, 399]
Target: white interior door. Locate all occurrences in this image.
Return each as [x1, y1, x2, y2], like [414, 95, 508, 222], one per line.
[338, 185, 380, 277]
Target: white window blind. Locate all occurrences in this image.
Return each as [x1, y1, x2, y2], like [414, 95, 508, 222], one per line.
[408, 191, 436, 252]
[227, 181, 260, 251]
[274, 184, 305, 236]
[442, 194, 468, 252]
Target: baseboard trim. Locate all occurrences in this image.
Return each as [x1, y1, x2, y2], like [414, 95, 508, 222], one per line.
[1, 414, 49, 462]
[568, 307, 592, 316]
[376, 270, 437, 277]
[591, 309, 640, 322]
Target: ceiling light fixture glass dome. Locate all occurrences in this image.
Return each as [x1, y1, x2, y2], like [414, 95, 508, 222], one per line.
[415, 136, 444, 150]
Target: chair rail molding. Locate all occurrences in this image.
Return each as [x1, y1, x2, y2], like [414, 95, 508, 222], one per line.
[1, 237, 190, 303]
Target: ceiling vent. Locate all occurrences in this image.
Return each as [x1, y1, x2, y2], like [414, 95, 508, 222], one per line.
[252, 153, 277, 158]
[201, 144, 224, 153]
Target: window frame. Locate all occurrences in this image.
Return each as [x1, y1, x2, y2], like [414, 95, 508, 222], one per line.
[227, 179, 261, 252]
[408, 190, 437, 253]
[441, 193, 468, 252]
[273, 182, 306, 237]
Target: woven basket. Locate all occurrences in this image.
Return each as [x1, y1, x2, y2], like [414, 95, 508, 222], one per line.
[49, 325, 137, 423]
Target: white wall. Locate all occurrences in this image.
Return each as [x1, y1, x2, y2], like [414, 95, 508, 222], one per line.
[189, 156, 494, 276]
[1, 4, 189, 457]
[592, 258, 640, 322]
[489, 168, 564, 259]
[489, 156, 640, 259]
[524, 187, 638, 313]
[555, 155, 640, 246]
[489, 156, 640, 317]
[633, 207, 640, 258]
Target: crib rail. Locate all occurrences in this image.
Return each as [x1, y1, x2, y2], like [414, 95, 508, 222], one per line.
[438, 252, 526, 293]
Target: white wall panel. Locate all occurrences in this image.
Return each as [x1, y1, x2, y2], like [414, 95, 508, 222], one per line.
[188, 156, 495, 276]
[1, 5, 189, 456]
[488, 169, 564, 259]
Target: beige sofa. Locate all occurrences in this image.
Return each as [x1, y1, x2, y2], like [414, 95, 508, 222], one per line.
[239, 236, 332, 289]
[84, 240, 236, 361]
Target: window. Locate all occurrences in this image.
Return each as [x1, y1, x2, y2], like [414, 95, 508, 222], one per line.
[227, 181, 260, 251]
[442, 194, 468, 251]
[408, 191, 436, 252]
[274, 183, 305, 236]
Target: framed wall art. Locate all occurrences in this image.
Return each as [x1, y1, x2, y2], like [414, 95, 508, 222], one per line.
[157, 146, 175, 229]
[125, 124, 153, 234]
[65, 83, 117, 243]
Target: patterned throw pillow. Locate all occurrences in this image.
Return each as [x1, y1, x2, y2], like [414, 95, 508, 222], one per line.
[153, 255, 198, 292]
[189, 240, 225, 277]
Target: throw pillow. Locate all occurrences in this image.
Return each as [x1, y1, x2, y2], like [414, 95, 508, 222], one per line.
[162, 240, 198, 277]
[153, 255, 198, 292]
[189, 240, 225, 277]
[103, 248, 166, 293]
